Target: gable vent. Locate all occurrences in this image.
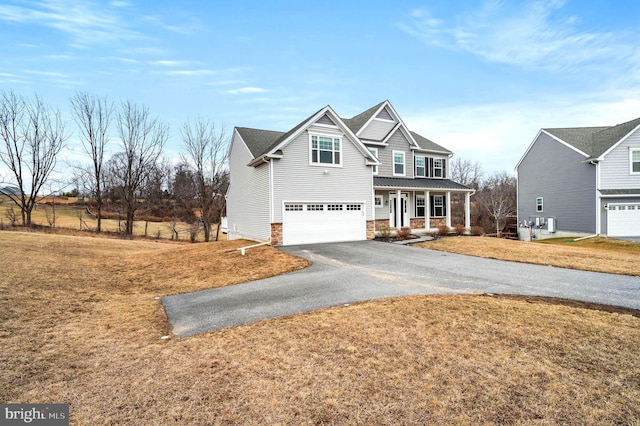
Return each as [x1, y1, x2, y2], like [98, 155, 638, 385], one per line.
[316, 114, 336, 126]
[376, 107, 394, 121]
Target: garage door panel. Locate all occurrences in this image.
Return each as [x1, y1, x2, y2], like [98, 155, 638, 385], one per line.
[283, 203, 366, 245]
[607, 203, 640, 237]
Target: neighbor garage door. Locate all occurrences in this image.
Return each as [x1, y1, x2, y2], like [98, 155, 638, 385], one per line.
[282, 202, 366, 245]
[607, 203, 640, 237]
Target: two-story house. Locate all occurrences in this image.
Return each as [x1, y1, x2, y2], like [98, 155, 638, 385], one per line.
[226, 100, 474, 245]
[516, 117, 640, 239]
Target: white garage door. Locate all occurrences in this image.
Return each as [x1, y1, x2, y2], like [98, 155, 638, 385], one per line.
[607, 203, 640, 237]
[282, 202, 366, 245]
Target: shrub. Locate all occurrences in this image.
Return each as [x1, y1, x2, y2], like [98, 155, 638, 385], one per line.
[454, 224, 465, 235]
[470, 225, 484, 236]
[378, 224, 391, 239]
[397, 226, 411, 240]
[437, 224, 450, 237]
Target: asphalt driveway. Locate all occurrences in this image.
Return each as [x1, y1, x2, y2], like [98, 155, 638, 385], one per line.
[162, 240, 640, 337]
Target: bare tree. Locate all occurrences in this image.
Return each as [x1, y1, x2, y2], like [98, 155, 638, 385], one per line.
[111, 101, 167, 236]
[0, 90, 67, 226]
[477, 171, 517, 236]
[180, 118, 228, 242]
[70, 92, 113, 232]
[450, 157, 484, 190]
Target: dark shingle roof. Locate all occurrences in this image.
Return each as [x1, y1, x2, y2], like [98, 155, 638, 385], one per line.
[374, 177, 472, 191]
[342, 101, 386, 134]
[544, 116, 640, 158]
[236, 127, 285, 158]
[410, 131, 452, 154]
[599, 189, 640, 195]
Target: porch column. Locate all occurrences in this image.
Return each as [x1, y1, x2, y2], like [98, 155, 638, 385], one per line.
[395, 189, 401, 228]
[425, 190, 430, 230]
[465, 192, 471, 230]
[446, 191, 452, 228]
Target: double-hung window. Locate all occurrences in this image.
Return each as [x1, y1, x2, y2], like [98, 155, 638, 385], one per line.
[431, 195, 445, 217]
[631, 149, 640, 174]
[536, 197, 543, 212]
[433, 158, 444, 178]
[393, 151, 405, 176]
[311, 135, 341, 166]
[368, 147, 378, 175]
[415, 156, 425, 177]
[416, 195, 425, 217]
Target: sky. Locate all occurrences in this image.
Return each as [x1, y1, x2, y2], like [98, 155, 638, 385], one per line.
[2, 0, 640, 184]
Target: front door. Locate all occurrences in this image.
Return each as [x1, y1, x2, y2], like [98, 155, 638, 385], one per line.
[389, 193, 409, 228]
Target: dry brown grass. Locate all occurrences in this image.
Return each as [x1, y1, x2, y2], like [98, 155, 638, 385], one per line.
[1, 231, 639, 424]
[417, 236, 640, 276]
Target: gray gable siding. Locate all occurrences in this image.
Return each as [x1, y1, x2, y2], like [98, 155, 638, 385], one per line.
[359, 119, 397, 141]
[271, 129, 373, 223]
[375, 128, 414, 178]
[517, 131, 596, 233]
[600, 127, 640, 190]
[226, 132, 271, 241]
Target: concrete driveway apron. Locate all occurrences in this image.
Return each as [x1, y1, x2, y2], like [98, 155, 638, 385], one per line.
[162, 240, 640, 337]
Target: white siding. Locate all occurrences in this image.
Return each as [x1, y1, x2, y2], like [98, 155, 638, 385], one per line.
[600, 128, 640, 190]
[226, 133, 271, 241]
[375, 128, 414, 178]
[272, 130, 373, 222]
[359, 119, 396, 141]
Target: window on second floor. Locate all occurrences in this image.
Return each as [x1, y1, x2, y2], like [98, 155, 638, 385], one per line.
[631, 149, 640, 174]
[393, 151, 405, 176]
[415, 156, 425, 177]
[310, 134, 341, 166]
[433, 158, 444, 178]
[536, 197, 543, 212]
[368, 147, 378, 175]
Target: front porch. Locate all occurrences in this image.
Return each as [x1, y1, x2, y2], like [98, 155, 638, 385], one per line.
[371, 177, 474, 236]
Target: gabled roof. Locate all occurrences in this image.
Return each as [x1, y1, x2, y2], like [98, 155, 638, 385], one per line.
[235, 127, 285, 158]
[342, 101, 386, 135]
[410, 131, 452, 155]
[543, 116, 640, 159]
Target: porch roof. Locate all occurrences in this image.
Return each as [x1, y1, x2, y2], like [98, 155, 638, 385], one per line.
[374, 177, 473, 192]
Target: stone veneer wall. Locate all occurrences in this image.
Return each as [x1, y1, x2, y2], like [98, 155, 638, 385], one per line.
[430, 218, 446, 228]
[366, 220, 376, 239]
[409, 218, 425, 229]
[270, 223, 282, 245]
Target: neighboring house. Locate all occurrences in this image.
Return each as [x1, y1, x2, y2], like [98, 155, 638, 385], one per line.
[516, 117, 640, 240]
[226, 100, 474, 245]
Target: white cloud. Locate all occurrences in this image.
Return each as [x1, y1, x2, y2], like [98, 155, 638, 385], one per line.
[148, 60, 191, 67]
[225, 87, 268, 95]
[400, 0, 638, 73]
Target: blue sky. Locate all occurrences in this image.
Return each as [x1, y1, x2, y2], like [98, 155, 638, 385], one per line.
[1, 0, 640, 180]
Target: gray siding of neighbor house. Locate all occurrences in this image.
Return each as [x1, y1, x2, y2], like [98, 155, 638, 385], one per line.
[518, 131, 596, 233]
[359, 119, 396, 141]
[272, 125, 373, 222]
[375, 129, 414, 179]
[599, 127, 640, 190]
[226, 133, 271, 241]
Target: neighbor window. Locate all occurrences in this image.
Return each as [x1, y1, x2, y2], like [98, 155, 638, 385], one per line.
[536, 197, 543, 212]
[431, 195, 445, 217]
[416, 195, 425, 217]
[393, 151, 405, 176]
[631, 149, 640, 173]
[310, 135, 341, 166]
[415, 156, 425, 177]
[368, 147, 378, 175]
